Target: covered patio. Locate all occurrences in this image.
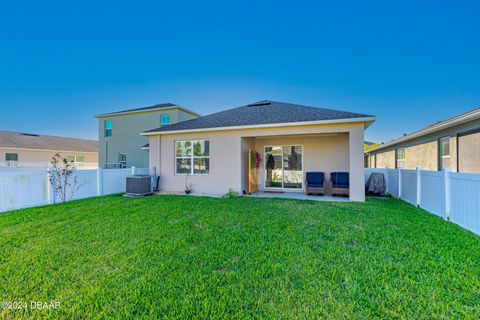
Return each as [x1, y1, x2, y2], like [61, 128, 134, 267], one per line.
[241, 127, 363, 200]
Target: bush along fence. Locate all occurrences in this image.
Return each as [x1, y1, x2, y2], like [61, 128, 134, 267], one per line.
[0, 167, 148, 212]
[365, 168, 480, 236]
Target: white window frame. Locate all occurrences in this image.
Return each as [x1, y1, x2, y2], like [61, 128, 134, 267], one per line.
[263, 144, 304, 190]
[439, 136, 451, 170]
[105, 119, 112, 137]
[396, 148, 405, 169]
[161, 113, 170, 126]
[118, 153, 127, 168]
[174, 139, 210, 175]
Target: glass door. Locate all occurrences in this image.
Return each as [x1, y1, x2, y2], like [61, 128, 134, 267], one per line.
[265, 146, 283, 188]
[282, 146, 303, 189]
[264, 145, 303, 190]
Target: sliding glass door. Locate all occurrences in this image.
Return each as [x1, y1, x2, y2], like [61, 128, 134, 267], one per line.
[265, 145, 303, 189]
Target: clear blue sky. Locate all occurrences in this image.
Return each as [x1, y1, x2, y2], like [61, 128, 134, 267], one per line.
[1, 0, 479, 143]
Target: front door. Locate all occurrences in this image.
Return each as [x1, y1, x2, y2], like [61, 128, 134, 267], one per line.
[265, 145, 303, 190]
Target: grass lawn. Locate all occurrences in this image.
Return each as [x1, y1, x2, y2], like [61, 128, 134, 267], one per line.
[1, 195, 479, 319]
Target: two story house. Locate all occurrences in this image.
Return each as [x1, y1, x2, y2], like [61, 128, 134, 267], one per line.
[96, 103, 200, 168]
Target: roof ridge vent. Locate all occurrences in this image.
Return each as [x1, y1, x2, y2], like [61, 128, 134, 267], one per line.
[246, 102, 271, 107]
[21, 133, 40, 137]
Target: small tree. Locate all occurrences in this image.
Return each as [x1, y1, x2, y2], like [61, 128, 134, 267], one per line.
[49, 153, 82, 202]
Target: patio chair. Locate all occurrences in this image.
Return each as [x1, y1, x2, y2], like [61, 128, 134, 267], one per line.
[305, 172, 326, 195]
[331, 172, 349, 196]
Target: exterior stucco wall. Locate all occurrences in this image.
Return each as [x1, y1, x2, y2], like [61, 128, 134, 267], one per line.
[375, 150, 395, 168]
[149, 122, 366, 201]
[404, 141, 437, 170]
[368, 118, 480, 172]
[98, 108, 198, 168]
[0, 148, 98, 167]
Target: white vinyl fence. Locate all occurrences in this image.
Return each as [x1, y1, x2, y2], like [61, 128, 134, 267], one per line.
[0, 167, 149, 212]
[365, 168, 480, 236]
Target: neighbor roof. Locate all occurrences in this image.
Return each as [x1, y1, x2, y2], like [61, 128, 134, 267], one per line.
[0, 130, 98, 153]
[96, 103, 201, 117]
[367, 107, 480, 153]
[143, 100, 375, 135]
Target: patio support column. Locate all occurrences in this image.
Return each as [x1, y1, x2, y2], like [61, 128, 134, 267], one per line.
[349, 125, 365, 201]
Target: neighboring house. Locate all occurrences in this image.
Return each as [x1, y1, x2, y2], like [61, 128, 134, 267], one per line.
[366, 107, 480, 173]
[142, 100, 375, 201]
[0, 130, 98, 169]
[96, 103, 200, 168]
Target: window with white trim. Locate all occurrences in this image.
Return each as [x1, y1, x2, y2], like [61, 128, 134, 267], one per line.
[105, 119, 112, 137]
[395, 148, 405, 169]
[161, 114, 170, 126]
[439, 137, 450, 170]
[118, 153, 127, 168]
[66, 155, 85, 163]
[175, 140, 210, 175]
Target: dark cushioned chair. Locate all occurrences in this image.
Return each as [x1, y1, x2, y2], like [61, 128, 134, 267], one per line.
[331, 172, 349, 196]
[305, 172, 326, 195]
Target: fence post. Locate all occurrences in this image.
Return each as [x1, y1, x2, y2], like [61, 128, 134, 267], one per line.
[444, 169, 451, 221]
[384, 167, 389, 194]
[46, 168, 52, 204]
[398, 168, 402, 199]
[131, 166, 136, 176]
[416, 167, 421, 207]
[97, 168, 103, 196]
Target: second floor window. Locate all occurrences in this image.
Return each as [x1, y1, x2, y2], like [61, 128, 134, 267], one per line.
[439, 137, 451, 170]
[161, 114, 170, 126]
[105, 119, 112, 137]
[395, 148, 405, 169]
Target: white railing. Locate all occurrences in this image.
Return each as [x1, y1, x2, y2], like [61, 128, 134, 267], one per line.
[365, 168, 480, 236]
[0, 167, 148, 212]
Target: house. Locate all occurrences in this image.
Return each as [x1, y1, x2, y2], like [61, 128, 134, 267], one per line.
[366, 107, 480, 173]
[0, 130, 98, 169]
[96, 103, 200, 168]
[142, 100, 375, 201]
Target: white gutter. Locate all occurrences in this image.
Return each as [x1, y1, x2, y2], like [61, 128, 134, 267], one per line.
[95, 105, 201, 118]
[141, 117, 376, 136]
[367, 107, 480, 153]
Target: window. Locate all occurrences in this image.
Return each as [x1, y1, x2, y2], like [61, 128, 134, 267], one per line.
[395, 148, 405, 168]
[66, 155, 85, 163]
[175, 140, 210, 175]
[118, 153, 127, 168]
[5, 153, 18, 161]
[439, 137, 451, 170]
[161, 114, 170, 126]
[105, 119, 112, 137]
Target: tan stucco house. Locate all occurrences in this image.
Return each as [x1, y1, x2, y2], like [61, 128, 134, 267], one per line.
[96, 103, 200, 168]
[142, 101, 375, 201]
[0, 130, 98, 169]
[366, 107, 480, 173]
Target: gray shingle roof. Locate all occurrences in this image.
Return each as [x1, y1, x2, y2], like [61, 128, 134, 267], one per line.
[145, 100, 374, 133]
[97, 103, 177, 117]
[0, 130, 98, 153]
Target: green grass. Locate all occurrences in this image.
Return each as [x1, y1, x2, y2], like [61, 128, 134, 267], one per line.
[0, 195, 479, 319]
